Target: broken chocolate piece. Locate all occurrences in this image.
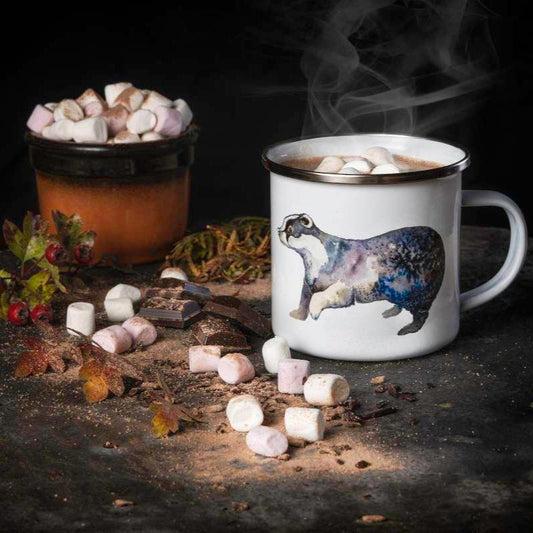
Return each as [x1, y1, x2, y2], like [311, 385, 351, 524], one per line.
[144, 279, 212, 303]
[360, 407, 398, 420]
[138, 298, 202, 328]
[191, 316, 249, 349]
[203, 295, 271, 337]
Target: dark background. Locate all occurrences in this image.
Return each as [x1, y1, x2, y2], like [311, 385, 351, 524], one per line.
[1, 1, 532, 236]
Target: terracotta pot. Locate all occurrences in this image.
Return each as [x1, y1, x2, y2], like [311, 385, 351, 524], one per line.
[27, 128, 198, 264]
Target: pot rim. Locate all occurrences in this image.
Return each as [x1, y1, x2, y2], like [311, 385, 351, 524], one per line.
[262, 133, 470, 184]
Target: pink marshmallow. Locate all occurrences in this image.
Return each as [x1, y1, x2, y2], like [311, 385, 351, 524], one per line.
[246, 426, 288, 457]
[217, 353, 255, 385]
[121, 317, 157, 347]
[277, 359, 311, 394]
[189, 345, 221, 373]
[153, 106, 183, 137]
[84, 100, 106, 117]
[92, 325, 132, 354]
[27, 105, 54, 133]
[102, 105, 129, 136]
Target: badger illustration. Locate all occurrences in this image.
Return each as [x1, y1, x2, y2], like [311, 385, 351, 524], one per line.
[278, 214, 445, 335]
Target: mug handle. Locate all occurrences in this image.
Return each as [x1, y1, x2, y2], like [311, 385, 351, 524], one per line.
[460, 190, 528, 312]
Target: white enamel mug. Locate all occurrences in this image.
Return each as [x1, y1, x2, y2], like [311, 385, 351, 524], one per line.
[262, 134, 528, 361]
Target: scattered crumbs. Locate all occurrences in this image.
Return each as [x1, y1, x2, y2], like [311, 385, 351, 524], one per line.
[438, 403, 453, 409]
[356, 460, 371, 469]
[360, 514, 387, 523]
[113, 499, 134, 508]
[231, 502, 250, 512]
[371, 375, 386, 385]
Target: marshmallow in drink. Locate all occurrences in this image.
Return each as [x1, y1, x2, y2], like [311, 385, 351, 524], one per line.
[127, 109, 157, 134]
[114, 87, 145, 113]
[141, 90, 173, 112]
[76, 88, 105, 109]
[226, 394, 264, 432]
[277, 359, 310, 394]
[160, 267, 188, 281]
[284, 407, 325, 442]
[174, 98, 193, 128]
[153, 106, 183, 137]
[262, 336, 291, 374]
[371, 163, 400, 174]
[314, 156, 344, 173]
[27, 104, 54, 133]
[44, 102, 57, 111]
[217, 353, 255, 385]
[102, 105, 129, 136]
[72, 117, 108, 143]
[66, 302, 95, 337]
[41, 126, 53, 139]
[142, 131, 164, 142]
[105, 283, 142, 304]
[189, 345, 221, 372]
[104, 82, 132, 106]
[114, 131, 141, 144]
[53, 99, 84, 122]
[303, 374, 350, 406]
[84, 100, 106, 118]
[47, 119, 75, 141]
[104, 297, 135, 322]
[361, 146, 394, 166]
[340, 157, 374, 174]
[92, 325, 132, 354]
[122, 316, 157, 346]
[246, 426, 288, 457]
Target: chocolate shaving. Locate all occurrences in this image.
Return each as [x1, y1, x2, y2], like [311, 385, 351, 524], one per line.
[143, 279, 212, 303]
[359, 407, 398, 420]
[191, 317, 249, 349]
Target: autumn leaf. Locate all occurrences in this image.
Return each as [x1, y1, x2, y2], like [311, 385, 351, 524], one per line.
[150, 401, 182, 438]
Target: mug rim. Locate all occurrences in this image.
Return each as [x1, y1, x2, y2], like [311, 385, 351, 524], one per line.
[262, 133, 470, 184]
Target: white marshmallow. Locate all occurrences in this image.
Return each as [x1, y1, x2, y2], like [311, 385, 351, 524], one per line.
[104, 82, 132, 106]
[66, 302, 95, 337]
[160, 267, 188, 281]
[314, 156, 344, 173]
[44, 102, 58, 111]
[41, 126, 53, 139]
[92, 325, 132, 354]
[127, 109, 156, 134]
[105, 283, 142, 304]
[246, 426, 288, 457]
[141, 90, 173, 112]
[226, 395, 264, 432]
[361, 146, 394, 166]
[72, 117, 108, 143]
[174, 98, 193, 128]
[262, 336, 291, 374]
[48, 119, 75, 141]
[189, 345, 221, 373]
[122, 317, 157, 346]
[113, 131, 141, 144]
[303, 374, 350, 406]
[284, 407, 325, 442]
[371, 164, 400, 174]
[142, 131, 164, 142]
[104, 297, 135, 322]
[76, 88, 105, 109]
[54, 99, 84, 122]
[217, 353, 255, 385]
[340, 157, 374, 174]
[84, 100, 106, 118]
[114, 87, 145, 112]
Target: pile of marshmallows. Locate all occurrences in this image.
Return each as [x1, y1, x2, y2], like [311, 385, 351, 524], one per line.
[26, 83, 193, 144]
[315, 146, 401, 175]
[190, 336, 350, 458]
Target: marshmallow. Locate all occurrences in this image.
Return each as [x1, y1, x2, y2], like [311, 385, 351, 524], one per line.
[160, 267, 188, 281]
[105, 283, 142, 304]
[102, 105, 129, 136]
[72, 117, 108, 143]
[284, 407, 325, 442]
[246, 426, 288, 457]
[104, 82, 132, 106]
[189, 345, 221, 372]
[114, 87, 145, 112]
[41, 126, 53, 139]
[44, 102, 57, 111]
[141, 90, 173, 112]
[114, 131, 141, 144]
[47, 119, 75, 141]
[361, 146, 394, 166]
[76, 88, 105, 109]
[277, 359, 310, 394]
[84, 100, 106, 118]
[314, 156, 345, 173]
[66, 302, 95, 337]
[127, 109, 156, 134]
[122, 316, 157, 346]
[142, 131, 164, 142]
[217, 353, 255, 385]
[226, 395, 264, 432]
[303, 374, 350, 406]
[92, 325, 132, 354]
[174, 98, 193, 128]
[340, 157, 374, 174]
[153, 106, 183, 137]
[262, 336, 291, 374]
[104, 297, 135, 322]
[371, 164, 400, 174]
[27, 105, 54, 133]
[54, 99, 84, 122]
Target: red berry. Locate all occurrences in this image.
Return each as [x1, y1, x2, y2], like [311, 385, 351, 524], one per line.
[30, 304, 53, 324]
[45, 244, 67, 265]
[74, 244, 93, 265]
[7, 302, 29, 326]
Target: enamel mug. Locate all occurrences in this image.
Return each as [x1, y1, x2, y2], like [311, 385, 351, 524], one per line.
[262, 134, 528, 361]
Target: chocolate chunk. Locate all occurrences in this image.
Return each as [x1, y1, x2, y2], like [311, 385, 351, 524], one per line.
[203, 295, 271, 337]
[143, 280, 212, 303]
[191, 316, 249, 349]
[138, 298, 202, 328]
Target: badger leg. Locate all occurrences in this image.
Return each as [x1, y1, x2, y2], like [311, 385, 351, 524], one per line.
[382, 304, 402, 318]
[397, 310, 429, 336]
[309, 281, 353, 320]
[290, 282, 312, 320]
